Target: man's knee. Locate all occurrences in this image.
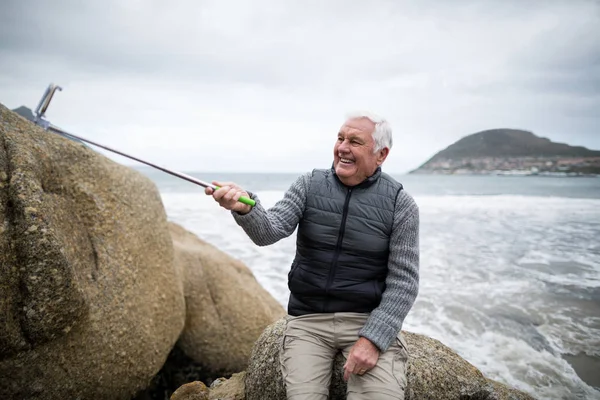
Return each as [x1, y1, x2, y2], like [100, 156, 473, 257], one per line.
[346, 335, 408, 400]
[286, 385, 329, 400]
[279, 335, 334, 400]
[347, 386, 405, 400]
[346, 366, 407, 400]
[279, 315, 337, 400]
[347, 370, 406, 400]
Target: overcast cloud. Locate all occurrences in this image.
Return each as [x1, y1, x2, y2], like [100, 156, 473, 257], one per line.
[1, 0, 599, 173]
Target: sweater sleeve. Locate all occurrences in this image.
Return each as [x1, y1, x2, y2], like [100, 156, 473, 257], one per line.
[358, 190, 420, 352]
[231, 172, 311, 246]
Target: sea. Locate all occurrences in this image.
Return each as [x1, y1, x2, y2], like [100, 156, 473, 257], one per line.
[138, 167, 600, 400]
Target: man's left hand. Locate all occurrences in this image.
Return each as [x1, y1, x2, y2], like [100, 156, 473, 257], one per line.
[343, 337, 380, 381]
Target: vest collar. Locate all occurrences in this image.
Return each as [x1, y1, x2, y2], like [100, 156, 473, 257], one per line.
[330, 164, 382, 189]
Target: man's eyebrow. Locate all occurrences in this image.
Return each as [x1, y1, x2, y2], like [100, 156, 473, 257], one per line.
[338, 132, 363, 140]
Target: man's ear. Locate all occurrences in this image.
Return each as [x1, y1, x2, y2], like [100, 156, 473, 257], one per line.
[377, 147, 390, 165]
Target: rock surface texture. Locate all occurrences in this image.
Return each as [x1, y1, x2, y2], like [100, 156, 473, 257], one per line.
[169, 221, 286, 376]
[0, 104, 186, 399]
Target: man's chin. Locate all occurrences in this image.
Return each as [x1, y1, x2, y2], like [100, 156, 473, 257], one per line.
[334, 164, 355, 177]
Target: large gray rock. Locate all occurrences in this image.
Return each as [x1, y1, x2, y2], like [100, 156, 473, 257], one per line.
[243, 318, 537, 400]
[169, 222, 286, 377]
[0, 104, 186, 399]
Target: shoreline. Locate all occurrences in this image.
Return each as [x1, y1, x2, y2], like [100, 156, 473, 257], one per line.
[408, 171, 599, 178]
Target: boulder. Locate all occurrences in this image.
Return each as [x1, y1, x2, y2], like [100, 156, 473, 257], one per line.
[242, 317, 537, 400]
[169, 222, 286, 377]
[208, 372, 246, 400]
[170, 381, 209, 400]
[0, 104, 186, 399]
[167, 373, 245, 400]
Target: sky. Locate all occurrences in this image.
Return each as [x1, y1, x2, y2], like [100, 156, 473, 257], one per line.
[1, 0, 599, 174]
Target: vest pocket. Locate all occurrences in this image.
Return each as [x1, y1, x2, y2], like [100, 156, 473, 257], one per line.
[288, 262, 310, 294]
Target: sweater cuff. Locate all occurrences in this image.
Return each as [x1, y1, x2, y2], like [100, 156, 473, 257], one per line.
[231, 192, 261, 224]
[358, 316, 397, 353]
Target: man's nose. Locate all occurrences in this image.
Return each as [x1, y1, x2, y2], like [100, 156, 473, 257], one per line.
[338, 139, 350, 152]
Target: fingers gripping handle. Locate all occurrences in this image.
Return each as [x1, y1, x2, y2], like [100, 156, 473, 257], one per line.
[236, 195, 256, 207]
[214, 186, 256, 207]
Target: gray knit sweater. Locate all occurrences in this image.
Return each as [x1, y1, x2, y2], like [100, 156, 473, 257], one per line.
[232, 171, 420, 352]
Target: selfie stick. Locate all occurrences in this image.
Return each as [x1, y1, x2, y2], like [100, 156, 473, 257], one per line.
[31, 84, 256, 207]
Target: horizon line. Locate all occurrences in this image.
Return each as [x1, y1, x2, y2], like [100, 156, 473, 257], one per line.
[129, 165, 415, 175]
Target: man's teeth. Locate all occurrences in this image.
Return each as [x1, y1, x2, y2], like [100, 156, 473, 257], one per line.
[340, 158, 354, 164]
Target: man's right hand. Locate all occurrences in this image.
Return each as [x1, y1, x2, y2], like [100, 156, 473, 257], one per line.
[205, 181, 252, 215]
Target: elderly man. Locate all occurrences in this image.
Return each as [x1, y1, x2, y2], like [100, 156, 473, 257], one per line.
[206, 112, 419, 400]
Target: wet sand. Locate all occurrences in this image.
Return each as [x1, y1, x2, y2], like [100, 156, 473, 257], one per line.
[562, 353, 600, 391]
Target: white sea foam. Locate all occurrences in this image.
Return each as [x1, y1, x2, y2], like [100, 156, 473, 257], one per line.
[160, 191, 600, 399]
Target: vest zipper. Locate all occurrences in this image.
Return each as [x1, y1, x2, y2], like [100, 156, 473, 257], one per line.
[325, 187, 353, 298]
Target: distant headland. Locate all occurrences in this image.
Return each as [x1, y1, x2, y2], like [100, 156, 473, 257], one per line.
[410, 129, 600, 176]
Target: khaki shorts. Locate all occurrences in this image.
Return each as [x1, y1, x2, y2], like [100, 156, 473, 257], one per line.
[279, 312, 409, 400]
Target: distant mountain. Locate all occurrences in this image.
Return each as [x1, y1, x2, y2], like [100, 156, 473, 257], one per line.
[411, 129, 600, 175]
[427, 129, 600, 159]
[10, 106, 86, 146]
[12, 106, 36, 121]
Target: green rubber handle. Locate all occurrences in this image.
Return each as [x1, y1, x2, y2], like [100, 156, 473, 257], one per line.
[238, 195, 256, 207]
[214, 186, 256, 207]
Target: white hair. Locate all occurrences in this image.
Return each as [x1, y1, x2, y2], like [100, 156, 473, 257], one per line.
[345, 110, 393, 153]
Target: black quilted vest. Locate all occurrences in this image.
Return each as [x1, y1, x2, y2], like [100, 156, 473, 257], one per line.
[287, 166, 403, 316]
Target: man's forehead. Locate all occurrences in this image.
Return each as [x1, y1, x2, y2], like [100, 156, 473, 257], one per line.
[339, 117, 375, 135]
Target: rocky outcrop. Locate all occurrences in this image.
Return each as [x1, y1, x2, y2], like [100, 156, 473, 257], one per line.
[168, 373, 246, 400]
[0, 103, 287, 399]
[208, 372, 246, 400]
[169, 222, 286, 377]
[0, 103, 187, 399]
[170, 381, 209, 400]
[240, 318, 536, 400]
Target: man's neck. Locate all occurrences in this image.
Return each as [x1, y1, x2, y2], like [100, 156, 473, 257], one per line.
[335, 166, 381, 187]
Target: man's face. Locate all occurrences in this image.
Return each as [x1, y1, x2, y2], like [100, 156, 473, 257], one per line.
[333, 117, 389, 186]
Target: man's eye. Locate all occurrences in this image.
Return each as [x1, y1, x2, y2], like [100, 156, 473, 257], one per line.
[337, 137, 344, 142]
